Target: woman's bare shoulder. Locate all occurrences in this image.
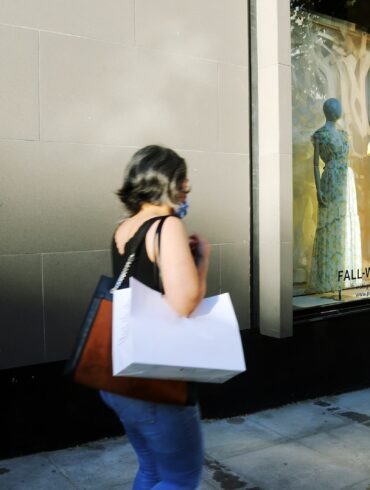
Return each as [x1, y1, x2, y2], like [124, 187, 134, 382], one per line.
[161, 215, 187, 238]
[145, 215, 185, 261]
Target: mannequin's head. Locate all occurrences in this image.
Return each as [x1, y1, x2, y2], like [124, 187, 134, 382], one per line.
[323, 98, 342, 122]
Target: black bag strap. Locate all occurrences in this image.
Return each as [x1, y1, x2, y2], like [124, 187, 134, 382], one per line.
[111, 216, 170, 292]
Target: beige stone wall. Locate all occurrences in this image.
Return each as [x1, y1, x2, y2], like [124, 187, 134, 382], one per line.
[0, 0, 250, 368]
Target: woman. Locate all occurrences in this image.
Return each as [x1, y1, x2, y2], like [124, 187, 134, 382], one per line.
[100, 145, 211, 490]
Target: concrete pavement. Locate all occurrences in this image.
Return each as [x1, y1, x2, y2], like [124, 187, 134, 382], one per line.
[2, 388, 370, 489]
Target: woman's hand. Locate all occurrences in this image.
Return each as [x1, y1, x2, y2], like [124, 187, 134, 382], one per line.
[189, 233, 211, 266]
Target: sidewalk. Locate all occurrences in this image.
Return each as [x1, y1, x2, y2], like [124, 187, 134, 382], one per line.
[2, 389, 370, 490]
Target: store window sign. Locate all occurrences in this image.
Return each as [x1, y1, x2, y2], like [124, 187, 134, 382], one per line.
[291, 6, 370, 309]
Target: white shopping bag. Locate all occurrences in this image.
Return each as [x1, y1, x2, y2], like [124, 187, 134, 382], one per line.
[112, 277, 246, 383]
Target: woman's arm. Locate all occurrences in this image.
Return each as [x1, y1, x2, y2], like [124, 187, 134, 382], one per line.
[158, 217, 211, 316]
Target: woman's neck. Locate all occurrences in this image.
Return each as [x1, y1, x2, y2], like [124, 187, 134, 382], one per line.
[138, 203, 173, 218]
[325, 120, 337, 129]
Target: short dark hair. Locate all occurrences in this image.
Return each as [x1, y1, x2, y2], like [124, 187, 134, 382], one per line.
[117, 145, 187, 215]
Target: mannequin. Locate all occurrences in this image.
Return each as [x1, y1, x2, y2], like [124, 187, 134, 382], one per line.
[308, 98, 362, 293]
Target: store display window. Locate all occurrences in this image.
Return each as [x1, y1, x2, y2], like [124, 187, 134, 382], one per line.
[291, 1, 370, 309]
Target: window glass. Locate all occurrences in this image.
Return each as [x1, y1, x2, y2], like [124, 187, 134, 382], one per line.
[291, 1, 370, 309]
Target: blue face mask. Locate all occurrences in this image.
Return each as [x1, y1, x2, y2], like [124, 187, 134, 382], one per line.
[175, 200, 189, 219]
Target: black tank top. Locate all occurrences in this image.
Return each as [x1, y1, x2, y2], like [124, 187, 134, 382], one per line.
[111, 216, 197, 405]
[111, 217, 164, 291]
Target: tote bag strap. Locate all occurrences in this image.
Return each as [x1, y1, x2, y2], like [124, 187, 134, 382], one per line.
[111, 216, 170, 292]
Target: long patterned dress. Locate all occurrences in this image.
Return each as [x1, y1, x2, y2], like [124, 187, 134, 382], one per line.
[308, 126, 362, 293]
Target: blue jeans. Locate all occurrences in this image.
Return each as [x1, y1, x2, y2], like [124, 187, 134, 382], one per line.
[100, 391, 203, 490]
